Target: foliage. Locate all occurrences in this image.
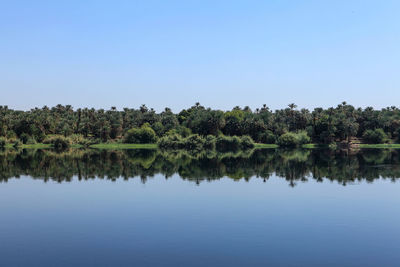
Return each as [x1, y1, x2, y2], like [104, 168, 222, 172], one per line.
[1, 102, 400, 146]
[66, 134, 91, 147]
[362, 129, 388, 144]
[123, 124, 158, 144]
[158, 134, 253, 152]
[2, 148, 400, 186]
[277, 131, 311, 147]
[158, 134, 184, 149]
[277, 132, 299, 147]
[182, 134, 205, 151]
[43, 135, 70, 150]
[240, 135, 255, 149]
[216, 135, 242, 152]
[204, 135, 217, 150]
[166, 126, 192, 137]
[296, 130, 311, 145]
[259, 130, 276, 144]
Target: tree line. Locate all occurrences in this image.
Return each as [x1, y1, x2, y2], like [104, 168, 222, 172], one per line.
[1, 102, 400, 145]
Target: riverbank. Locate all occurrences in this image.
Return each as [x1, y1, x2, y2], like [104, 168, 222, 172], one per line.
[4, 142, 400, 150]
[4, 143, 271, 149]
[357, 144, 400, 149]
[1, 143, 395, 150]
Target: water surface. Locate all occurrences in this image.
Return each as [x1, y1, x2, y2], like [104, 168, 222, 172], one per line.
[0, 148, 399, 266]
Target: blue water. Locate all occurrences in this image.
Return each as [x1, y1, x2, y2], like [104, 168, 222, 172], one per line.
[0, 174, 399, 266]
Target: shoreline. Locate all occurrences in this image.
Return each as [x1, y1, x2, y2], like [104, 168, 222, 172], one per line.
[3, 143, 400, 150]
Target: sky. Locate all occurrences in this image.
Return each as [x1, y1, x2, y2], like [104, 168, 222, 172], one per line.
[1, 0, 399, 112]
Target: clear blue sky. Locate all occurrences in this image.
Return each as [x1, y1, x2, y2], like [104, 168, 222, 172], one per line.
[1, 0, 399, 111]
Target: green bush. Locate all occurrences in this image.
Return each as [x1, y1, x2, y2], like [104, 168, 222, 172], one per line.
[158, 134, 184, 149]
[362, 129, 387, 144]
[277, 132, 299, 147]
[260, 130, 276, 144]
[179, 127, 192, 137]
[53, 136, 70, 150]
[166, 126, 192, 138]
[152, 122, 165, 137]
[43, 135, 70, 149]
[216, 135, 241, 152]
[277, 131, 311, 147]
[66, 134, 91, 147]
[123, 125, 158, 144]
[159, 134, 253, 152]
[296, 130, 311, 145]
[182, 134, 205, 151]
[44, 135, 70, 150]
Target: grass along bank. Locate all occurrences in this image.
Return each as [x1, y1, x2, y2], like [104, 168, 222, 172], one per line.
[358, 144, 400, 149]
[90, 143, 157, 149]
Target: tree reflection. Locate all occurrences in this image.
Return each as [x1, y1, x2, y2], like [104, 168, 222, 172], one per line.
[1, 148, 400, 186]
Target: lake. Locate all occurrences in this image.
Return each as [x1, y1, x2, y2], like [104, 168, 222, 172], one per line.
[0, 148, 400, 266]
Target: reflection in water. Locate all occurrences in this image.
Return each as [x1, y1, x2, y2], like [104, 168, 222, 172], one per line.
[1, 148, 400, 186]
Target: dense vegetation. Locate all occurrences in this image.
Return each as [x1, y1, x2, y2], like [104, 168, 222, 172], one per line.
[1, 148, 400, 186]
[1, 102, 400, 147]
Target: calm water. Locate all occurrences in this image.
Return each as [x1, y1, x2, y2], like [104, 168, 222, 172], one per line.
[0, 148, 400, 266]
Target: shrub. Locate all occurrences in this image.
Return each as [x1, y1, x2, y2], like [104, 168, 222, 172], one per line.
[66, 134, 91, 147]
[158, 134, 184, 149]
[216, 135, 241, 152]
[43, 135, 71, 150]
[362, 129, 387, 144]
[53, 136, 70, 150]
[240, 135, 255, 149]
[159, 134, 253, 151]
[260, 130, 276, 144]
[152, 122, 164, 137]
[0, 137, 6, 148]
[179, 127, 192, 137]
[296, 130, 311, 145]
[277, 131, 311, 147]
[123, 125, 157, 144]
[6, 130, 17, 139]
[159, 134, 208, 151]
[182, 134, 205, 151]
[277, 132, 299, 147]
[166, 126, 192, 138]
